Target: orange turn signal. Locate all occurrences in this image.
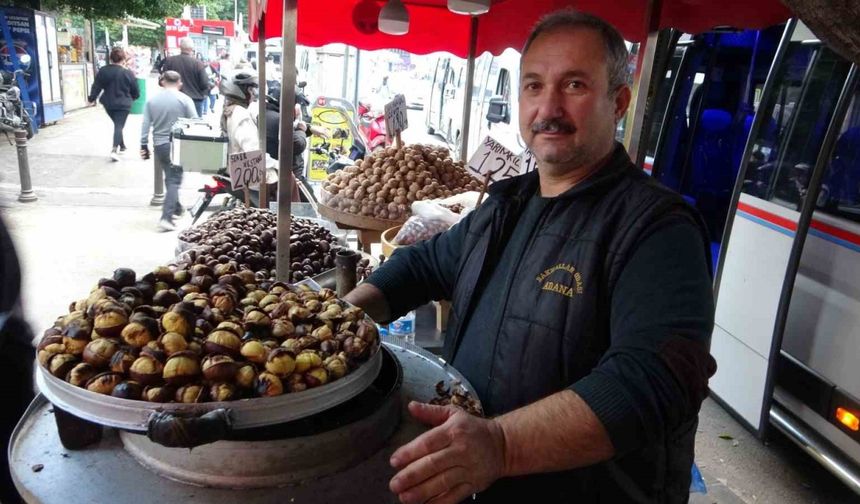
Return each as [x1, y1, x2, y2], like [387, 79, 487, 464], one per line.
[835, 407, 859, 432]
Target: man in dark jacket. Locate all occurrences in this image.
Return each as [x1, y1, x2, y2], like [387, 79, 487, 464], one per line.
[161, 38, 211, 116]
[344, 10, 717, 504]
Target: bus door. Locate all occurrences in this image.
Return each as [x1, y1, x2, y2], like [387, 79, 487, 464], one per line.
[775, 75, 860, 469]
[426, 57, 449, 134]
[710, 21, 854, 435]
[649, 26, 786, 272]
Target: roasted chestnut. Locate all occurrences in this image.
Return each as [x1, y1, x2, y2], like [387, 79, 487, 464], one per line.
[305, 367, 329, 388]
[254, 372, 283, 397]
[271, 319, 295, 339]
[140, 341, 168, 363]
[288, 306, 311, 321]
[201, 354, 238, 382]
[295, 351, 322, 374]
[280, 338, 302, 355]
[92, 309, 128, 339]
[175, 383, 208, 403]
[67, 362, 98, 387]
[48, 353, 79, 379]
[265, 348, 296, 378]
[163, 351, 201, 385]
[152, 289, 181, 308]
[159, 331, 188, 355]
[120, 317, 159, 348]
[235, 364, 257, 389]
[142, 385, 175, 403]
[343, 336, 369, 359]
[82, 338, 119, 368]
[62, 321, 91, 355]
[311, 325, 333, 342]
[286, 373, 307, 393]
[244, 309, 271, 328]
[204, 330, 242, 357]
[240, 340, 268, 365]
[86, 372, 124, 395]
[324, 356, 348, 380]
[355, 321, 379, 344]
[111, 380, 144, 400]
[161, 310, 193, 338]
[109, 348, 137, 374]
[129, 355, 164, 386]
[209, 382, 237, 402]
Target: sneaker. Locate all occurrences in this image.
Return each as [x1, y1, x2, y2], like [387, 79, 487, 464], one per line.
[173, 206, 184, 217]
[109, 148, 119, 162]
[119, 146, 127, 153]
[157, 219, 176, 232]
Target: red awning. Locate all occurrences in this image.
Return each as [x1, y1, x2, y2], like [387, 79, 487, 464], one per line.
[252, 0, 792, 57]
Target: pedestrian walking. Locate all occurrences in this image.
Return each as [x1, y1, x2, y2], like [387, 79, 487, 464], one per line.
[88, 47, 140, 161]
[140, 71, 198, 232]
[161, 38, 211, 117]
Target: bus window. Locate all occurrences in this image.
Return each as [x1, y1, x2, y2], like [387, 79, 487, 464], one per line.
[644, 44, 686, 169]
[496, 69, 511, 102]
[816, 87, 860, 222]
[742, 45, 852, 211]
[654, 26, 784, 252]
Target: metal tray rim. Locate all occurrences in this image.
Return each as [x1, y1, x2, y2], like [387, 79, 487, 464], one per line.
[36, 349, 382, 432]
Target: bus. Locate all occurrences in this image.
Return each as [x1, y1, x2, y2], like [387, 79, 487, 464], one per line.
[644, 20, 860, 493]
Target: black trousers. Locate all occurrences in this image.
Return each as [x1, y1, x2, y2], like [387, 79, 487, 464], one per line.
[105, 108, 129, 149]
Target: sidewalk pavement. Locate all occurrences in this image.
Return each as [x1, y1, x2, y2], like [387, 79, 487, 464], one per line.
[0, 105, 222, 336]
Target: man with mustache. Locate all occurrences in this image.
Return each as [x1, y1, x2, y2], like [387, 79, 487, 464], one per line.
[345, 9, 716, 503]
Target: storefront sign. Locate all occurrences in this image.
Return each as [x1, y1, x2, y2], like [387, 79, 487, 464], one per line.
[0, 7, 43, 126]
[384, 94, 408, 137]
[165, 18, 235, 50]
[308, 98, 355, 182]
[201, 25, 225, 36]
[467, 135, 525, 183]
[228, 150, 264, 191]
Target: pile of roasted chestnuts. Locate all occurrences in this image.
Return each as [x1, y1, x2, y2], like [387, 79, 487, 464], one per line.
[321, 144, 482, 221]
[38, 265, 379, 403]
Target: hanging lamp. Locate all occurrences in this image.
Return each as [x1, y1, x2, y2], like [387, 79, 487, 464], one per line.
[379, 0, 410, 35]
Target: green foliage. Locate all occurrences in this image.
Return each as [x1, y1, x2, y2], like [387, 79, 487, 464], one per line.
[41, 0, 185, 21]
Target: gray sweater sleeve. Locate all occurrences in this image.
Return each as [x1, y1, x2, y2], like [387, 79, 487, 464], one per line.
[569, 218, 716, 455]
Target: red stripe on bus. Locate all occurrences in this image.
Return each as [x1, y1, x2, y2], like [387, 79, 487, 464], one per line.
[737, 201, 798, 232]
[809, 219, 860, 247]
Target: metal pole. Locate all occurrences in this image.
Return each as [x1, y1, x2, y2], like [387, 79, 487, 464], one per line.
[276, 0, 297, 282]
[150, 163, 164, 205]
[353, 48, 361, 106]
[459, 16, 478, 162]
[626, 0, 662, 165]
[15, 130, 37, 202]
[258, 17, 267, 208]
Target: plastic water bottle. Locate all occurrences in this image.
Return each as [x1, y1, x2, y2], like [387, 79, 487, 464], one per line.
[389, 310, 416, 345]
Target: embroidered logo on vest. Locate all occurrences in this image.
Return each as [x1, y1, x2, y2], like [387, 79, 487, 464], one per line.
[536, 263, 584, 298]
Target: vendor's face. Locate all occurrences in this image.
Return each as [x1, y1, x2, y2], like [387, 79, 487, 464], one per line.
[519, 28, 630, 172]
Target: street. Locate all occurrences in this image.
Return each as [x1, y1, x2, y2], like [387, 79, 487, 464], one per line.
[1, 103, 858, 504]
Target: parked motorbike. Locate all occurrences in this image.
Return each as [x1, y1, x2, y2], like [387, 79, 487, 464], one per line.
[0, 70, 34, 140]
[357, 100, 387, 151]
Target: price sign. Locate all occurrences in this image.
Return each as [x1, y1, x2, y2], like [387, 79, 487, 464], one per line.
[521, 148, 538, 174]
[228, 150, 265, 191]
[384, 94, 408, 137]
[467, 136, 526, 184]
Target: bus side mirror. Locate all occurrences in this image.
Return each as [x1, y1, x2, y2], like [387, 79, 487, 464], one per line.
[486, 96, 509, 124]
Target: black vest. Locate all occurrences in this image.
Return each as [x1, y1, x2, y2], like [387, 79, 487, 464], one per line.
[443, 144, 710, 503]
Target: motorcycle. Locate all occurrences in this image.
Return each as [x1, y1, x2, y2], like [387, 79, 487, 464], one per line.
[357, 100, 387, 151]
[0, 69, 34, 140]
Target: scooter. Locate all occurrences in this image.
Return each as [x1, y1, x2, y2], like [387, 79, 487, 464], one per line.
[357, 100, 387, 151]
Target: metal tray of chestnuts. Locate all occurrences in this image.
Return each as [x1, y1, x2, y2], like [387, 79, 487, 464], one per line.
[36, 278, 382, 434]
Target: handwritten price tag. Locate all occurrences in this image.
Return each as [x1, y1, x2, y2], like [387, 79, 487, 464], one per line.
[521, 149, 538, 174]
[467, 136, 526, 183]
[384, 94, 408, 137]
[228, 150, 265, 191]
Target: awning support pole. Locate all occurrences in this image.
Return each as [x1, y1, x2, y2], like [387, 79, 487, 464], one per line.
[626, 0, 662, 166]
[459, 15, 479, 162]
[258, 16, 267, 208]
[276, 0, 298, 282]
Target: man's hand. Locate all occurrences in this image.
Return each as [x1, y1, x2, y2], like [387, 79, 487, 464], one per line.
[389, 401, 506, 504]
[140, 145, 150, 160]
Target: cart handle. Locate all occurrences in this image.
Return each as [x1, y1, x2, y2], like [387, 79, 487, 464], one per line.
[146, 408, 233, 448]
